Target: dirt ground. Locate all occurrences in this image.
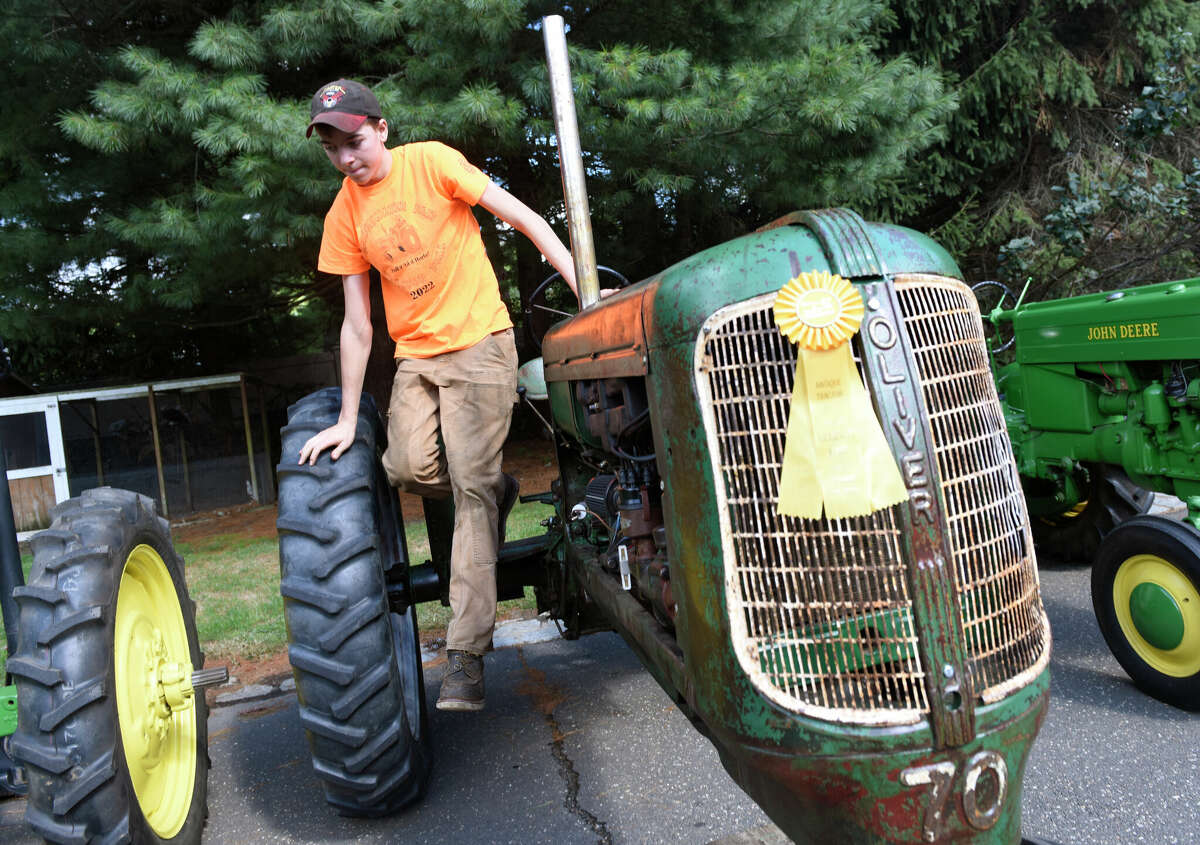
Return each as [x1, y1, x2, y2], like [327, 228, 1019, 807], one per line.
[174, 436, 559, 692]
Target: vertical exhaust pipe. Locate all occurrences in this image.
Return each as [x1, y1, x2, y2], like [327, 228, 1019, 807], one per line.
[542, 14, 600, 308]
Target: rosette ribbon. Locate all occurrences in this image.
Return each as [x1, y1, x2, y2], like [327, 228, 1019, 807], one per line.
[773, 271, 907, 519]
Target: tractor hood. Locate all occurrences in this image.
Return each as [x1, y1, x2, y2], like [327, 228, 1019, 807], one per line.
[543, 209, 961, 383]
[1012, 276, 1200, 364]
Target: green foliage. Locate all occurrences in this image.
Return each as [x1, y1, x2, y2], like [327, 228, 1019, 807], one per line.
[994, 42, 1200, 298]
[7, 0, 1197, 388]
[0, 1, 333, 386]
[881, 0, 1200, 293]
[2, 0, 953, 386]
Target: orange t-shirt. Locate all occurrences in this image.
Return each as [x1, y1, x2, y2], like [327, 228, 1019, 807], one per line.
[317, 142, 512, 358]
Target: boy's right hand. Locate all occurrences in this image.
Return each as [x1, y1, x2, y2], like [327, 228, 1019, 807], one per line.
[298, 419, 357, 465]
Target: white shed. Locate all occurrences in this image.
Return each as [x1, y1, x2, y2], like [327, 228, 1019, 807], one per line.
[1, 373, 275, 537]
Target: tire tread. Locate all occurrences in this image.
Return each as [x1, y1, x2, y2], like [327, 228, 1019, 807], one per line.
[39, 679, 105, 731]
[37, 605, 105, 645]
[277, 388, 431, 817]
[10, 487, 210, 843]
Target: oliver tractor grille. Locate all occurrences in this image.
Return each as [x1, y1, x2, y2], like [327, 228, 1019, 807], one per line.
[694, 275, 1048, 724]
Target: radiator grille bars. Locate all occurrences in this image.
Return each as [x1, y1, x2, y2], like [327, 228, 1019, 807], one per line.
[695, 277, 1048, 724]
[894, 276, 1048, 700]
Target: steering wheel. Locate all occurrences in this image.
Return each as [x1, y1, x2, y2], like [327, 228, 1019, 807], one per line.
[970, 280, 1017, 354]
[524, 265, 632, 352]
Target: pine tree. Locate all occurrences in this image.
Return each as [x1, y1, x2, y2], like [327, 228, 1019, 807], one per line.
[0, 1, 280, 383]
[5, 0, 954, 385]
[0, 0, 335, 385]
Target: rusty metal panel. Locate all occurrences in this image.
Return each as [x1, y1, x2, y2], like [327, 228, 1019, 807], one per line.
[543, 286, 650, 382]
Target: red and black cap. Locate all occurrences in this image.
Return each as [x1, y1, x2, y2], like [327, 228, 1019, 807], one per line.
[306, 79, 382, 138]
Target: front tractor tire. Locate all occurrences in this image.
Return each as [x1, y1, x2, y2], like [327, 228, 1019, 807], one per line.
[9, 488, 210, 844]
[277, 388, 432, 817]
[1092, 516, 1200, 710]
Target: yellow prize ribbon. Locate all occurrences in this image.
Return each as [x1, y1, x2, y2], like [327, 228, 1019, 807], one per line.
[773, 271, 907, 519]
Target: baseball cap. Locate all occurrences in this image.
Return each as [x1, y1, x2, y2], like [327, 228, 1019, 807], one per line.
[306, 79, 382, 138]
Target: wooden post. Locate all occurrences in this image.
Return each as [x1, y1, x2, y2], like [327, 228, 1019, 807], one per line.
[179, 422, 194, 513]
[146, 385, 169, 517]
[257, 383, 275, 503]
[239, 375, 259, 503]
[90, 400, 104, 486]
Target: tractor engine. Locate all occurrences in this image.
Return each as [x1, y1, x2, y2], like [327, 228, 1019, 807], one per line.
[567, 377, 675, 626]
[993, 279, 1200, 525]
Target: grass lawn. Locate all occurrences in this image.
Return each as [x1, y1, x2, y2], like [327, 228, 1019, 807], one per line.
[1, 500, 553, 680]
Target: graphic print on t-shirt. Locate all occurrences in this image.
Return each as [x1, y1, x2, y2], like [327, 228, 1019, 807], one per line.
[383, 216, 427, 275]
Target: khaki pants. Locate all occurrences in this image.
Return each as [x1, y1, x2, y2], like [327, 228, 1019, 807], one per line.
[381, 329, 517, 655]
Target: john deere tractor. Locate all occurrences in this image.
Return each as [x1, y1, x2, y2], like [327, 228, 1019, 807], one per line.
[978, 276, 1200, 710]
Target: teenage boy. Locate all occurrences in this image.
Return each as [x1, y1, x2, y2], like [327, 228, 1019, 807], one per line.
[297, 79, 579, 712]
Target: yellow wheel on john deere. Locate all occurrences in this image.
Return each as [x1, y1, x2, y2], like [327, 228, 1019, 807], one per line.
[1093, 516, 1200, 710]
[9, 488, 211, 843]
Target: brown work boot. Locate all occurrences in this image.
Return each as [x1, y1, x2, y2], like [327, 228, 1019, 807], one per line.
[497, 472, 519, 547]
[437, 650, 485, 711]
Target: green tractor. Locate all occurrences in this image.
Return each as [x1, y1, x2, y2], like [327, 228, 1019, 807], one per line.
[274, 225, 1055, 843]
[978, 276, 1200, 710]
[266, 18, 1053, 843]
[1, 449, 24, 800]
[0, 344, 227, 840]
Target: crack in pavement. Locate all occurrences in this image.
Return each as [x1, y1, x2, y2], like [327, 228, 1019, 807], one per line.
[516, 646, 613, 845]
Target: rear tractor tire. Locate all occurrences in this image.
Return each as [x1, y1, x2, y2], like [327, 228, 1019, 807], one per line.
[1033, 466, 1153, 564]
[1092, 516, 1200, 710]
[9, 488, 210, 844]
[277, 388, 432, 817]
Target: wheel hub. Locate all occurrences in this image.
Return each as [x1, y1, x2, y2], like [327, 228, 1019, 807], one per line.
[133, 631, 194, 767]
[1128, 582, 1185, 651]
[157, 660, 196, 713]
[1113, 553, 1200, 678]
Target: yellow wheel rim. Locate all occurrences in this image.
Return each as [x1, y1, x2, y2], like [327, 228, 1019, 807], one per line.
[1058, 500, 1088, 520]
[114, 544, 197, 838]
[1113, 554, 1200, 678]
[1038, 500, 1088, 527]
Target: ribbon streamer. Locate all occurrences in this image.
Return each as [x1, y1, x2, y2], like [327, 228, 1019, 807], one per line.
[774, 272, 907, 519]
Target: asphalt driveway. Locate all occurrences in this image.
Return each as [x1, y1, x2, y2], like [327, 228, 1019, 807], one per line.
[2, 562, 1198, 844]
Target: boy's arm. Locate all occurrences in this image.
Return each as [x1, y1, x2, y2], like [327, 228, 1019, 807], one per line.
[298, 272, 373, 464]
[477, 182, 581, 301]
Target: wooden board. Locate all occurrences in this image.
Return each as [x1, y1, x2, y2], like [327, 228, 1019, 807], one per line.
[9, 474, 56, 533]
